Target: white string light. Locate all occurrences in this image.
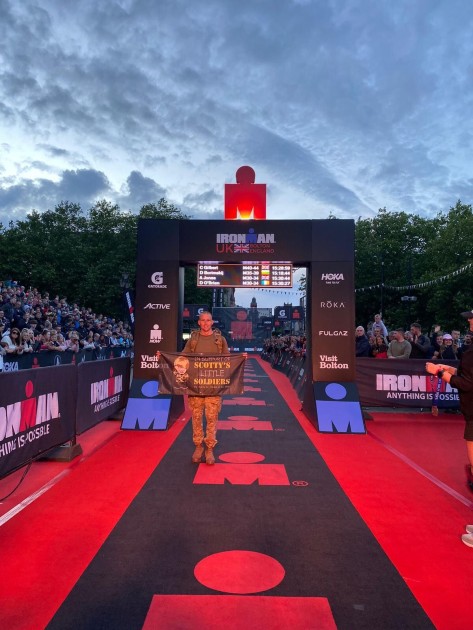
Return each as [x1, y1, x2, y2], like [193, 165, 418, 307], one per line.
[355, 262, 472, 293]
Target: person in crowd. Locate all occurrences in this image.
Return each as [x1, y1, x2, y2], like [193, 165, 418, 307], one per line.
[388, 328, 412, 359]
[76, 318, 88, 339]
[355, 326, 371, 357]
[182, 311, 230, 465]
[2, 327, 23, 354]
[368, 313, 389, 338]
[430, 330, 444, 357]
[81, 331, 97, 350]
[109, 331, 122, 347]
[46, 331, 65, 351]
[19, 328, 34, 353]
[10, 297, 25, 328]
[0, 309, 9, 330]
[56, 333, 68, 351]
[97, 333, 110, 348]
[409, 322, 431, 359]
[451, 329, 462, 352]
[459, 333, 472, 358]
[372, 334, 388, 358]
[426, 309, 473, 548]
[63, 331, 80, 352]
[436, 333, 458, 361]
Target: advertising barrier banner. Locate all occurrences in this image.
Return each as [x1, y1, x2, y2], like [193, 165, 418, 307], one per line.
[0, 365, 77, 478]
[76, 358, 131, 434]
[356, 358, 460, 408]
[156, 352, 245, 396]
[1, 348, 132, 372]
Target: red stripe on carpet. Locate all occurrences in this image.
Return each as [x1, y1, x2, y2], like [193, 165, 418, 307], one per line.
[256, 357, 473, 630]
[0, 415, 188, 630]
[143, 595, 337, 629]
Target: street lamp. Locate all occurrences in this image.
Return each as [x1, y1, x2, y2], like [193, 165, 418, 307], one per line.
[401, 295, 417, 328]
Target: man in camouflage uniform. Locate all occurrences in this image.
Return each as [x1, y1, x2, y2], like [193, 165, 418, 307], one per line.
[183, 311, 229, 465]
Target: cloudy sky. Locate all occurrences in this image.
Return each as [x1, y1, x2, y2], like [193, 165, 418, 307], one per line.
[1, 0, 473, 233]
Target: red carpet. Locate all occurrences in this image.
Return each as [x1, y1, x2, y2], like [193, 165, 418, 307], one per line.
[1, 358, 472, 629]
[257, 358, 473, 629]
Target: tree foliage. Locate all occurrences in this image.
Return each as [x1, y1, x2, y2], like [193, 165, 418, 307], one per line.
[0, 198, 211, 317]
[1, 198, 471, 331]
[355, 201, 473, 332]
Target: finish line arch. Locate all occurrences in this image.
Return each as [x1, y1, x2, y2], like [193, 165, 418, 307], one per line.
[122, 219, 365, 434]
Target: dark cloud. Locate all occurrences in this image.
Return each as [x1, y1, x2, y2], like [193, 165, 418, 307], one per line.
[0, 0, 472, 221]
[0, 168, 111, 223]
[116, 171, 167, 211]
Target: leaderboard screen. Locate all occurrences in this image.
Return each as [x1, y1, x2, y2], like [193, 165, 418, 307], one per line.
[197, 263, 293, 288]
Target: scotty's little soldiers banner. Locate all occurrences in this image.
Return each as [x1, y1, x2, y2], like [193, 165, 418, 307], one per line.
[157, 353, 245, 396]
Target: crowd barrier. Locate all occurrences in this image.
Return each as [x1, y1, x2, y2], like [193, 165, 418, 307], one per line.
[262, 350, 460, 410]
[0, 347, 133, 372]
[0, 357, 131, 479]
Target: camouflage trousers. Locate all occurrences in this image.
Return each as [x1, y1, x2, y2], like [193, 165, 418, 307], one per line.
[188, 395, 222, 449]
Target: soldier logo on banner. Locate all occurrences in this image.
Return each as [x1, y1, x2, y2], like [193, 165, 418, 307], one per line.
[156, 352, 245, 396]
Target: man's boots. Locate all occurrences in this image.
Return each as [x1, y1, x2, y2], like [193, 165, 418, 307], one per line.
[205, 448, 215, 466]
[192, 444, 205, 463]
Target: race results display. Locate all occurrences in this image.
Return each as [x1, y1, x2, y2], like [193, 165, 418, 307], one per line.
[197, 262, 293, 288]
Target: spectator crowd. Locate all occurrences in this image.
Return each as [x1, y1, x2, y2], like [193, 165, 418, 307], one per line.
[0, 280, 133, 358]
[355, 313, 472, 360]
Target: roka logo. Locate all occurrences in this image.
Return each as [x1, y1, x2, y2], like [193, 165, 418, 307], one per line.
[320, 301, 345, 309]
[321, 273, 344, 285]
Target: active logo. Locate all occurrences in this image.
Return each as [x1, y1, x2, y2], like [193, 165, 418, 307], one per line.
[144, 303, 171, 310]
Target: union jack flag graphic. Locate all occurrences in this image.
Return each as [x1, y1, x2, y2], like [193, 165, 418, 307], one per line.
[234, 244, 250, 253]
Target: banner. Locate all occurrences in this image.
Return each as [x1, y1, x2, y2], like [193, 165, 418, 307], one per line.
[356, 358, 460, 409]
[1, 348, 133, 372]
[156, 352, 245, 396]
[310, 261, 356, 382]
[124, 289, 135, 333]
[76, 357, 131, 434]
[0, 365, 77, 478]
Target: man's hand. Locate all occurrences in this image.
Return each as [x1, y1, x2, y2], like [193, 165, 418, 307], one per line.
[425, 362, 439, 375]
